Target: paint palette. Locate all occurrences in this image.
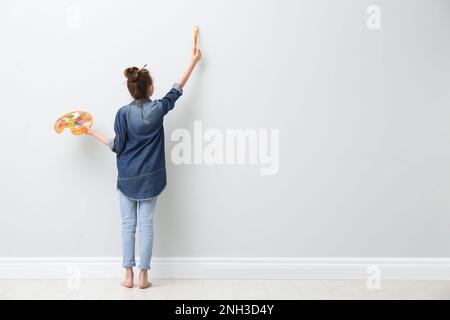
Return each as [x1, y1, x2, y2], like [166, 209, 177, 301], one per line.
[54, 111, 93, 135]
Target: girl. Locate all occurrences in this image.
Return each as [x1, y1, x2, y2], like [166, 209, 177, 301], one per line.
[86, 47, 202, 289]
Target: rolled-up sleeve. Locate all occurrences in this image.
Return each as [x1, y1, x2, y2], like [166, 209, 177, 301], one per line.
[111, 109, 127, 154]
[159, 83, 183, 115]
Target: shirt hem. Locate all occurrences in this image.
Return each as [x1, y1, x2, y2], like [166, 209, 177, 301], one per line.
[117, 184, 166, 201]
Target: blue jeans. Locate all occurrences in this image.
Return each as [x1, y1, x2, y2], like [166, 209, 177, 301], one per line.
[118, 190, 157, 270]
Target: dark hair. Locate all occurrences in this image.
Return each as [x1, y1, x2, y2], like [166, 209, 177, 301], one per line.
[124, 66, 153, 101]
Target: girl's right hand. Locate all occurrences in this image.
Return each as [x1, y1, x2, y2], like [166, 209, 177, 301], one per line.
[179, 47, 202, 88]
[191, 47, 202, 64]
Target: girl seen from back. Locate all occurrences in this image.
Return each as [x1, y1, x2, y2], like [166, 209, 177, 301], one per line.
[87, 47, 202, 289]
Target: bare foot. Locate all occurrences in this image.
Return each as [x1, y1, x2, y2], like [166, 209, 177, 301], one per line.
[121, 268, 134, 288]
[139, 269, 152, 289]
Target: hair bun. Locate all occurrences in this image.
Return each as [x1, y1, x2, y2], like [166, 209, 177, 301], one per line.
[124, 67, 140, 82]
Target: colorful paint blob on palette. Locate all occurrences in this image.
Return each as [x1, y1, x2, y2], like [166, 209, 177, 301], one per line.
[54, 111, 93, 135]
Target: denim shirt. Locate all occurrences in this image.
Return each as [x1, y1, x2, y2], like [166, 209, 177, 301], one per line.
[107, 83, 183, 200]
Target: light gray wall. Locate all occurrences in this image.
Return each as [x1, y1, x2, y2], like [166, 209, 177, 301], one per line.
[1, 0, 449, 258]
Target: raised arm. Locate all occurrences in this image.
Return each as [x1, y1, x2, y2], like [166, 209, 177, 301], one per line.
[159, 47, 202, 115]
[178, 47, 202, 88]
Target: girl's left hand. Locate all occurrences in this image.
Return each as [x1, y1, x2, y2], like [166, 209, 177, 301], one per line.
[85, 127, 94, 135]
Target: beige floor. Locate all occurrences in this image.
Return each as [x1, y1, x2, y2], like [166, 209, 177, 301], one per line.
[0, 279, 449, 300]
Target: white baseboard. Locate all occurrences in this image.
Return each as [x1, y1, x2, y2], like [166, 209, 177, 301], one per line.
[1, 257, 450, 280]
